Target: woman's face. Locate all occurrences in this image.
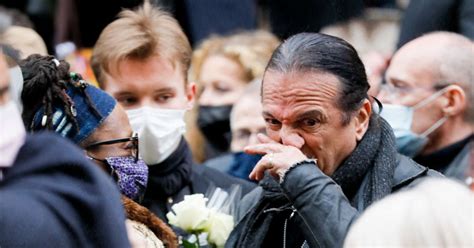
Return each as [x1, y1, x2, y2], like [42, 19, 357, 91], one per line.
[198, 55, 248, 106]
[83, 104, 137, 171]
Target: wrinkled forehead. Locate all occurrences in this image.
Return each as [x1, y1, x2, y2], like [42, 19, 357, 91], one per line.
[261, 69, 341, 105]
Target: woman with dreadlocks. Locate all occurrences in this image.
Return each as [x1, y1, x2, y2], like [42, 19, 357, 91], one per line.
[20, 54, 178, 248]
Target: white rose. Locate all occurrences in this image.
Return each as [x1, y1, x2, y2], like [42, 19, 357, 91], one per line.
[206, 210, 234, 248]
[166, 194, 210, 232]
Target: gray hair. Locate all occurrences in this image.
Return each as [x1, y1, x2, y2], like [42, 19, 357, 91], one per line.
[344, 178, 474, 247]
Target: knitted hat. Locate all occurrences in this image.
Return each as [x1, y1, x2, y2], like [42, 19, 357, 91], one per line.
[30, 76, 116, 144]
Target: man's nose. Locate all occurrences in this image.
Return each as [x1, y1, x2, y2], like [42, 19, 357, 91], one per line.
[280, 127, 305, 149]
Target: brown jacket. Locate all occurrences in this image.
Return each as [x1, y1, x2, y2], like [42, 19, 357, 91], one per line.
[122, 196, 178, 248]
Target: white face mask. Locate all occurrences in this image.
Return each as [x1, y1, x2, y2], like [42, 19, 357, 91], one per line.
[380, 88, 449, 157]
[9, 66, 24, 112]
[126, 106, 186, 165]
[0, 101, 26, 167]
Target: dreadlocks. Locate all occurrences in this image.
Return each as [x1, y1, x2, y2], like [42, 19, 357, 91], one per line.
[20, 54, 101, 132]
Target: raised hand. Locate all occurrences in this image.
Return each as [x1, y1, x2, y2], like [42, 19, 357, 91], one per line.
[245, 133, 308, 181]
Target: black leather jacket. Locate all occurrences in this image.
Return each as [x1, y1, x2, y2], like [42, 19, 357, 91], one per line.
[226, 155, 442, 248]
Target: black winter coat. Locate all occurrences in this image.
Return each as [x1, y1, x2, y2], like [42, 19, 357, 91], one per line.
[0, 132, 130, 248]
[142, 138, 256, 222]
[227, 156, 442, 248]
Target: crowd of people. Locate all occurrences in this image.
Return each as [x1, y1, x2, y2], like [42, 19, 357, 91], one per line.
[0, 0, 473, 247]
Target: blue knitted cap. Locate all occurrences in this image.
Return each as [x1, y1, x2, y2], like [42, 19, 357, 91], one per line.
[31, 82, 116, 144]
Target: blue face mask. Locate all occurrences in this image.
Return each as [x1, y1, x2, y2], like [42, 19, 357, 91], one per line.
[229, 152, 262, 182]
[380, 89, 449, 157]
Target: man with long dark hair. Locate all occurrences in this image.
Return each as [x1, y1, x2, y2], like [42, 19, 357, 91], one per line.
[226, 33, 441, 248]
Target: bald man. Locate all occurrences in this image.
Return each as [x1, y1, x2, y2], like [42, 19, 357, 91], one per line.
[379, 32, 473, 184]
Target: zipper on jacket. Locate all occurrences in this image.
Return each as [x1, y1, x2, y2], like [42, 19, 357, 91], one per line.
[263, 205, 293, 214]
[301, 240, 308, 248]
[283, 206, 297, 248]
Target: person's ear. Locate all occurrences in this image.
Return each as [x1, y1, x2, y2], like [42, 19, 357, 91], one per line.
[354, 99, 372, 141]
[186, 82, 196, 110]
[440, 85, 466, 117]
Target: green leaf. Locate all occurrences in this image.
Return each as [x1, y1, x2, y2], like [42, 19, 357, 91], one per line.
[182, 239, 200, 248]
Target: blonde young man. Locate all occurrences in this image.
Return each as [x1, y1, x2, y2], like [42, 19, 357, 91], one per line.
[91, 3, 255, 221]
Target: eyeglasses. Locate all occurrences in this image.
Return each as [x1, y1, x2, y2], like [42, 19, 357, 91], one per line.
[380, 82, 450, 99]
[86, 132, 139, 162]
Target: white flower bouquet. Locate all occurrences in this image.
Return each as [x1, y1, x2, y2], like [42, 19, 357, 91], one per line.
[166, 185, 241, 248]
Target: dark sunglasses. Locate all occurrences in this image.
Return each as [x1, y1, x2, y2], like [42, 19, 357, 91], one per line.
[86, 132, 139, 162]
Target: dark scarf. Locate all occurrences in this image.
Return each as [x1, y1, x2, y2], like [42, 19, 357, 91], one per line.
[414, 134, 473, 173]
[228, 116, 398, 247]
[144, 138, 193, 198]
[332, 115, 397, 207]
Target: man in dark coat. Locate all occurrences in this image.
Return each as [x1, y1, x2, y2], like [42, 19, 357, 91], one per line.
[91, 3, 255, 221]
[0, 52, 130, 247]
[225, 33, 441, 248]
[379, 32, 473, 185]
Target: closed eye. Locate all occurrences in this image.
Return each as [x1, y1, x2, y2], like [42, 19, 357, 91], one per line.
[214, 83, 231, 93]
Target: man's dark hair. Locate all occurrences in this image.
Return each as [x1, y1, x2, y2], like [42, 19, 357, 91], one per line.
[264, 32, 369, 125]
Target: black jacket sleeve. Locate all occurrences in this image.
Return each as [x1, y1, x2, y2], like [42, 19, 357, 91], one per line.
[280, 163, 360, 248]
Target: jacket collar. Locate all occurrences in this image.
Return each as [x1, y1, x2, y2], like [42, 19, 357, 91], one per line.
[392, 154, 429, 189]
[414, 134, 473, 172]
[145, 137, 193, 198]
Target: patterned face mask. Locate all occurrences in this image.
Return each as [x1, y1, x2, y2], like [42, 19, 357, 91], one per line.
[103, 156, 148, 202]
